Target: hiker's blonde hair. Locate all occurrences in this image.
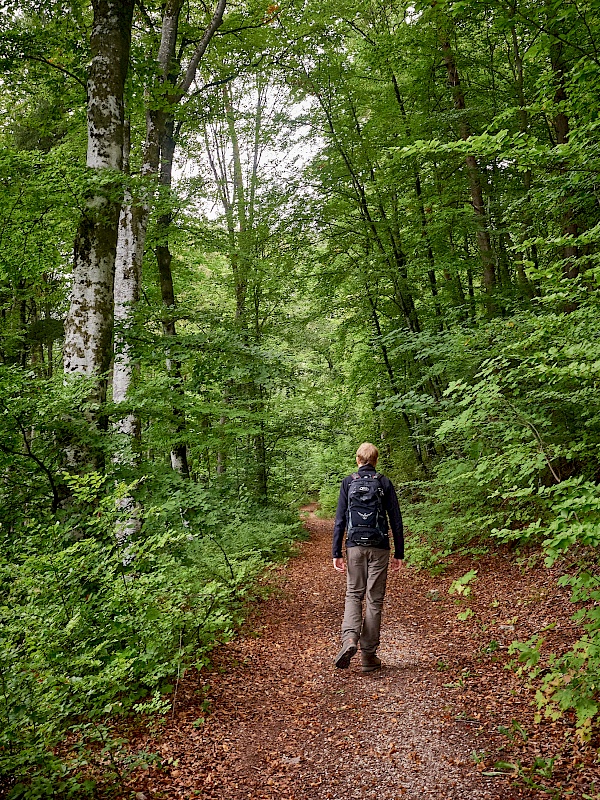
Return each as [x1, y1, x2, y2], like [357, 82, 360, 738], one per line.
[356, 442, 379, 466]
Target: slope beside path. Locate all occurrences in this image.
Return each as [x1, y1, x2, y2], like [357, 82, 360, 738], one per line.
[122, 512, 571, 800]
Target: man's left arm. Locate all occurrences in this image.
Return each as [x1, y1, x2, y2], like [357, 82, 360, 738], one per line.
[384, 479, 404, 570]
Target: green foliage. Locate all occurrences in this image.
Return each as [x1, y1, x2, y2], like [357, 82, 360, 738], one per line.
[4, 0, 600, 783]
[402, 469, 495, 571]
[0, 368, 104, 518]
[402, 296, 600, 735]
[449, 570, 478, 597]
[509, 565, 600, 742]
[0, 471, 301, 796]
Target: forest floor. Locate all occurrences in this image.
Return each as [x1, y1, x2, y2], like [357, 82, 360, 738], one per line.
[116, 510, 600, 800]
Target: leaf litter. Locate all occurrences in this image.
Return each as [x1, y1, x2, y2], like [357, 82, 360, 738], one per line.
[109, 512, 600, 799]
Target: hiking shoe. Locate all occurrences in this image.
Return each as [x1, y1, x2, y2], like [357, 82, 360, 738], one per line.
[361, 654, 382, 673]
[335, 640, 358, 669]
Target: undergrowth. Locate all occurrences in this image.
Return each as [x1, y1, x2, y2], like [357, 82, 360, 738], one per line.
[0, 472, 303, 799]
[403, 458, 600, 743]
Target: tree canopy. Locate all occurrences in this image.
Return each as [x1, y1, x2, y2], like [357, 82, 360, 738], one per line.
[2, 0, 600, 793]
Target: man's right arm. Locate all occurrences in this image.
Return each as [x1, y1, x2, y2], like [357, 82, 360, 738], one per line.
[332, 478, 349, 558]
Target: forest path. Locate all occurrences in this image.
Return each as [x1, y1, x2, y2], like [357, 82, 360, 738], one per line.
[134, 512, 534, 800]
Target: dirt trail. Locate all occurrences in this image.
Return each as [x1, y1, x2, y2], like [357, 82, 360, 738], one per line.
[133, 513, 539, 799]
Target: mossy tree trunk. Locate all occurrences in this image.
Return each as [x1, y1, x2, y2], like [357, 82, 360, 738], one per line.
[63, 0, 135, 463]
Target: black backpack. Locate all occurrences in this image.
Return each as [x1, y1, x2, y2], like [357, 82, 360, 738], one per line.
[347, 472, 388, 547]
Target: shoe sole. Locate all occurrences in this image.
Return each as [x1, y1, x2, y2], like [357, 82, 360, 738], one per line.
[335, 642, 358, 669]
[361, 664, 382, 673]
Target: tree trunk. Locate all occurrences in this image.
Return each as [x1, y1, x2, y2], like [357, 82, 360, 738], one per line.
[547, 8, 579, 279]
[113, 180, 144, 556]
[508, 11, 538, 296]
[113, 200, 144, 437]
[415, 172, 443, 326]
[110, 0, 226, 477]
[366, 288, 425, 472]
[224, 84, 250, 325]
[439, 28, 496, 308]
[205, 81, 272, 499]
[253, 423, 268, 501]
[112, 0, 185, 424]
[390, 75, 443, 326]
[154, 117, 190, 477]
[150, 0, 226, 476]
[216, 414, 227, 475]
[63, 0, 134, 409]
[113, 123, 145, 442]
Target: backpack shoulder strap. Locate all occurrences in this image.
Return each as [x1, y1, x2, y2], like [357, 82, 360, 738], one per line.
[373, 474, 385, 500]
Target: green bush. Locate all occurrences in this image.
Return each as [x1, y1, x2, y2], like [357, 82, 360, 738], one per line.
[0, 472, 302, 798]
[403, 298, 600, 737]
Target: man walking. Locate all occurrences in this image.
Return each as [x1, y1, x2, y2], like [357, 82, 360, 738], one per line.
[332, 443, 403, 672]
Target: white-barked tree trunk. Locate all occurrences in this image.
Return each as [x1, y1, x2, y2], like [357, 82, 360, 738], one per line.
[63, 0, 135, 448]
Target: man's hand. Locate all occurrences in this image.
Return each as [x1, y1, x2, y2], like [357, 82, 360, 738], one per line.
[390, 558, 403, 572]
[333, 557, 345, 572]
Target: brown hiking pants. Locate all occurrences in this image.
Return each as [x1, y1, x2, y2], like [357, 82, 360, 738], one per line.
[341, 546, 389, 655]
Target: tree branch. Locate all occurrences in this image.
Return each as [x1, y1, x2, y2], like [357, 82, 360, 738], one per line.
[176, 0, 227, 100]
[513, 7, 600, 67]
[23, 55, 87, 89]
[186, 54, 267, 98]
[0, 436, 60, 513]
[190, 72, 239, 95]
[215, 19, 274, 36]
[135, 0, 157, 33]
[341, 17, 376, 46]
[507, 402, 561, 484]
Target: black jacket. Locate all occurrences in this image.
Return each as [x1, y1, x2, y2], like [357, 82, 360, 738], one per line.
[332, 464, 404, 560]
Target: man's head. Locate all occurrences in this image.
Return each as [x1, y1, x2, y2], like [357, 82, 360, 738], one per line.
[356, 442, 379, 467]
